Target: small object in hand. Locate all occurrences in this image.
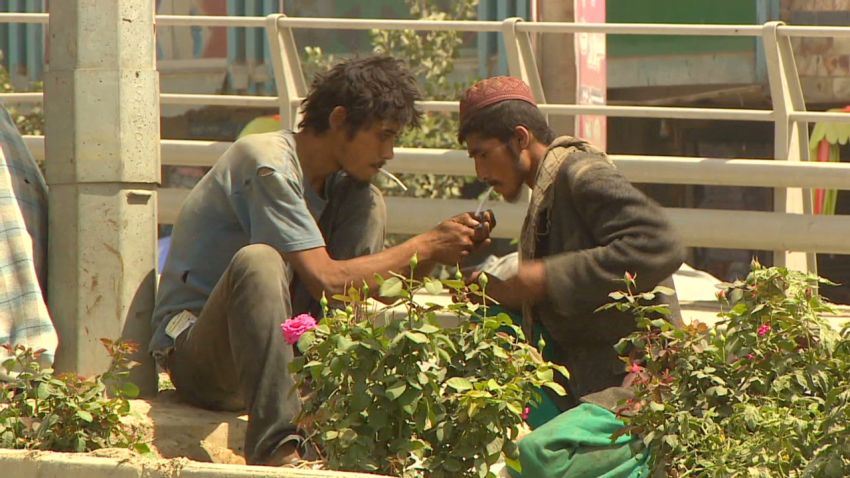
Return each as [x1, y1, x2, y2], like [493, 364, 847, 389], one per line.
[473, 185, 494, 240]
[474, 185, 494, 219]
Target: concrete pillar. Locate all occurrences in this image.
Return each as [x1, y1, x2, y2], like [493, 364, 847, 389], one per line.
[44, 0, 159, 395]
[538, 0, 576, 135]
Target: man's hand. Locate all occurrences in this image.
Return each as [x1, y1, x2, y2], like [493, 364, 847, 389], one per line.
[459, 209, 496, 245]
[460, 260, 548, 310]
[422, 211, 494, 265]
[463, 270, 516, 307]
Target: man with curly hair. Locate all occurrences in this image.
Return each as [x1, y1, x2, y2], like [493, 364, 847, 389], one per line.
[151, 56, 493, 466]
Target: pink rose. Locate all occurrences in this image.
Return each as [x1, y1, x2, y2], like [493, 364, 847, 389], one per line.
[629, 362, 644, 374]
[757, 324, 771, 337]
[281, 314, 318, 345]
[521, 406, 531, 421]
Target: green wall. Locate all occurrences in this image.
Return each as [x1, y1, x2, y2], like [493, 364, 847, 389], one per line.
[607, 0, 758, 57]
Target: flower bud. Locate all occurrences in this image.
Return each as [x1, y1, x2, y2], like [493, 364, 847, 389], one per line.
[478, 272, 489, 288]
[410, 253, 419, 270]
[320, 293, 329, 316]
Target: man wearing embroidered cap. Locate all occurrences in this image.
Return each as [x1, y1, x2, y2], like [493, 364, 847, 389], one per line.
[458, 76, 685, 477]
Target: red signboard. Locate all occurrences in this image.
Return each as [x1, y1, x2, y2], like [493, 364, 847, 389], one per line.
[575, 0, 606, 150]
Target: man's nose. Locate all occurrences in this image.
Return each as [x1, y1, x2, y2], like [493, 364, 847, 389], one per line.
[382, 142, 395, 160]
[474, 159, 488, 182]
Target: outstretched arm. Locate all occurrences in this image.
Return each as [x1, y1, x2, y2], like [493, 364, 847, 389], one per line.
[285, 211, 494, 300]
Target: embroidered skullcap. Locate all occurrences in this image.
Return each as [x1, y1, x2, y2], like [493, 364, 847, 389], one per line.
[459, 76, 537, 125]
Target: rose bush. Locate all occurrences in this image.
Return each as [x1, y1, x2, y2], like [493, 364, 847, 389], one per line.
[287, 256, 568, 477]
[605, 261, 850, 477]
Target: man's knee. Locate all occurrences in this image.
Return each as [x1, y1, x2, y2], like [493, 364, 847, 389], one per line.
[229, 244, 288, 284]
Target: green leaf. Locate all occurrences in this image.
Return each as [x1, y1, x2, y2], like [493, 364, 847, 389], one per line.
[446, 377, 473, 392]
[707, 386, 728, 397]
[662, 434, 679, 448]
[296, 331, 316, 352]
[379, 277, 404, 298]
[36, 382, 51, 399]
[120, 382, 140, 398]
[442, 279, 465, 290]
[505, 455, 522, 473]
[134, 443, 156, 458]
[424, 277, 445, 295]
[339, 428, 357, 444]
[535, 368, 554, 382]
[543, 381, 567, 396]
[335, 335, 355, 351]
[386, 381, 407, 400]
[76, 410, 93, 422]
[417, 323, 440, 334]
[404, 332, 429, 344]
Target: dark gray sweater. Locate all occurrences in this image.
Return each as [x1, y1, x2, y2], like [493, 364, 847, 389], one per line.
[531, 145, 685, 407]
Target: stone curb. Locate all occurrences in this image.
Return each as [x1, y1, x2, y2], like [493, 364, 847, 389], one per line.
[0, 449, 390, 478]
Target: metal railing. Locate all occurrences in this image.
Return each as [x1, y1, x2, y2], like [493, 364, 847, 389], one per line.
[3, 12, 850, 271]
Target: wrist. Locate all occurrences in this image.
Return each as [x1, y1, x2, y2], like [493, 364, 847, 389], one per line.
[515, 261, 547, 305]
[407, 233, 433, 263]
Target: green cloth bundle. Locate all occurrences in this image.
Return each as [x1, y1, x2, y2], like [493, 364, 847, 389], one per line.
[510, 403, 650, 478]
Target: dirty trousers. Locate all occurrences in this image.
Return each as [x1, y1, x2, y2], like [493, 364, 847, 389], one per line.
[166, 178, 385, 465]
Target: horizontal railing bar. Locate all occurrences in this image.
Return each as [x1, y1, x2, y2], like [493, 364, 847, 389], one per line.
[160, 93, 278, 108]
[665, 209, 850, 253]
[5, 93, 278, 108]
[156, 14, 266, 28]
[160, 139, 232, 167]
[789, 111, 850, 123]
[517, 22, 765, 36]
[391, 153, 850, 190]
[539, 104, 774, 121]
[23, 136, 850, 190]
[3, 14, 850, 40]
[614, 156, 850, 189]
[780, 25, 850, 38]
[0, 13, 48, 24]
[276, 16, 503, 32]
[157, 188, 850, 254]
[156, 15, 503, 31]
[0, 92, 43, 103]
[0, 93, 779, 122]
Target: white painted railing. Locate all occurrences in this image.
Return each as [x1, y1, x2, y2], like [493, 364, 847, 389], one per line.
[4, 12, 850, 270]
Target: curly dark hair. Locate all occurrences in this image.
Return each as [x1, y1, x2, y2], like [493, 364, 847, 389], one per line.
[458, 100, 555, 145]
[298, 55, 423, 136]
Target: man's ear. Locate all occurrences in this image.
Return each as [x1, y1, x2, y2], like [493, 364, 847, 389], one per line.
[514, 125, 532, 150]
[328, 106, 347, 131]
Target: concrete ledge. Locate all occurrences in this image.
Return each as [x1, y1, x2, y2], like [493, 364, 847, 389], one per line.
[0, 449, 389, 478]
[130, 391, 249, 464]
